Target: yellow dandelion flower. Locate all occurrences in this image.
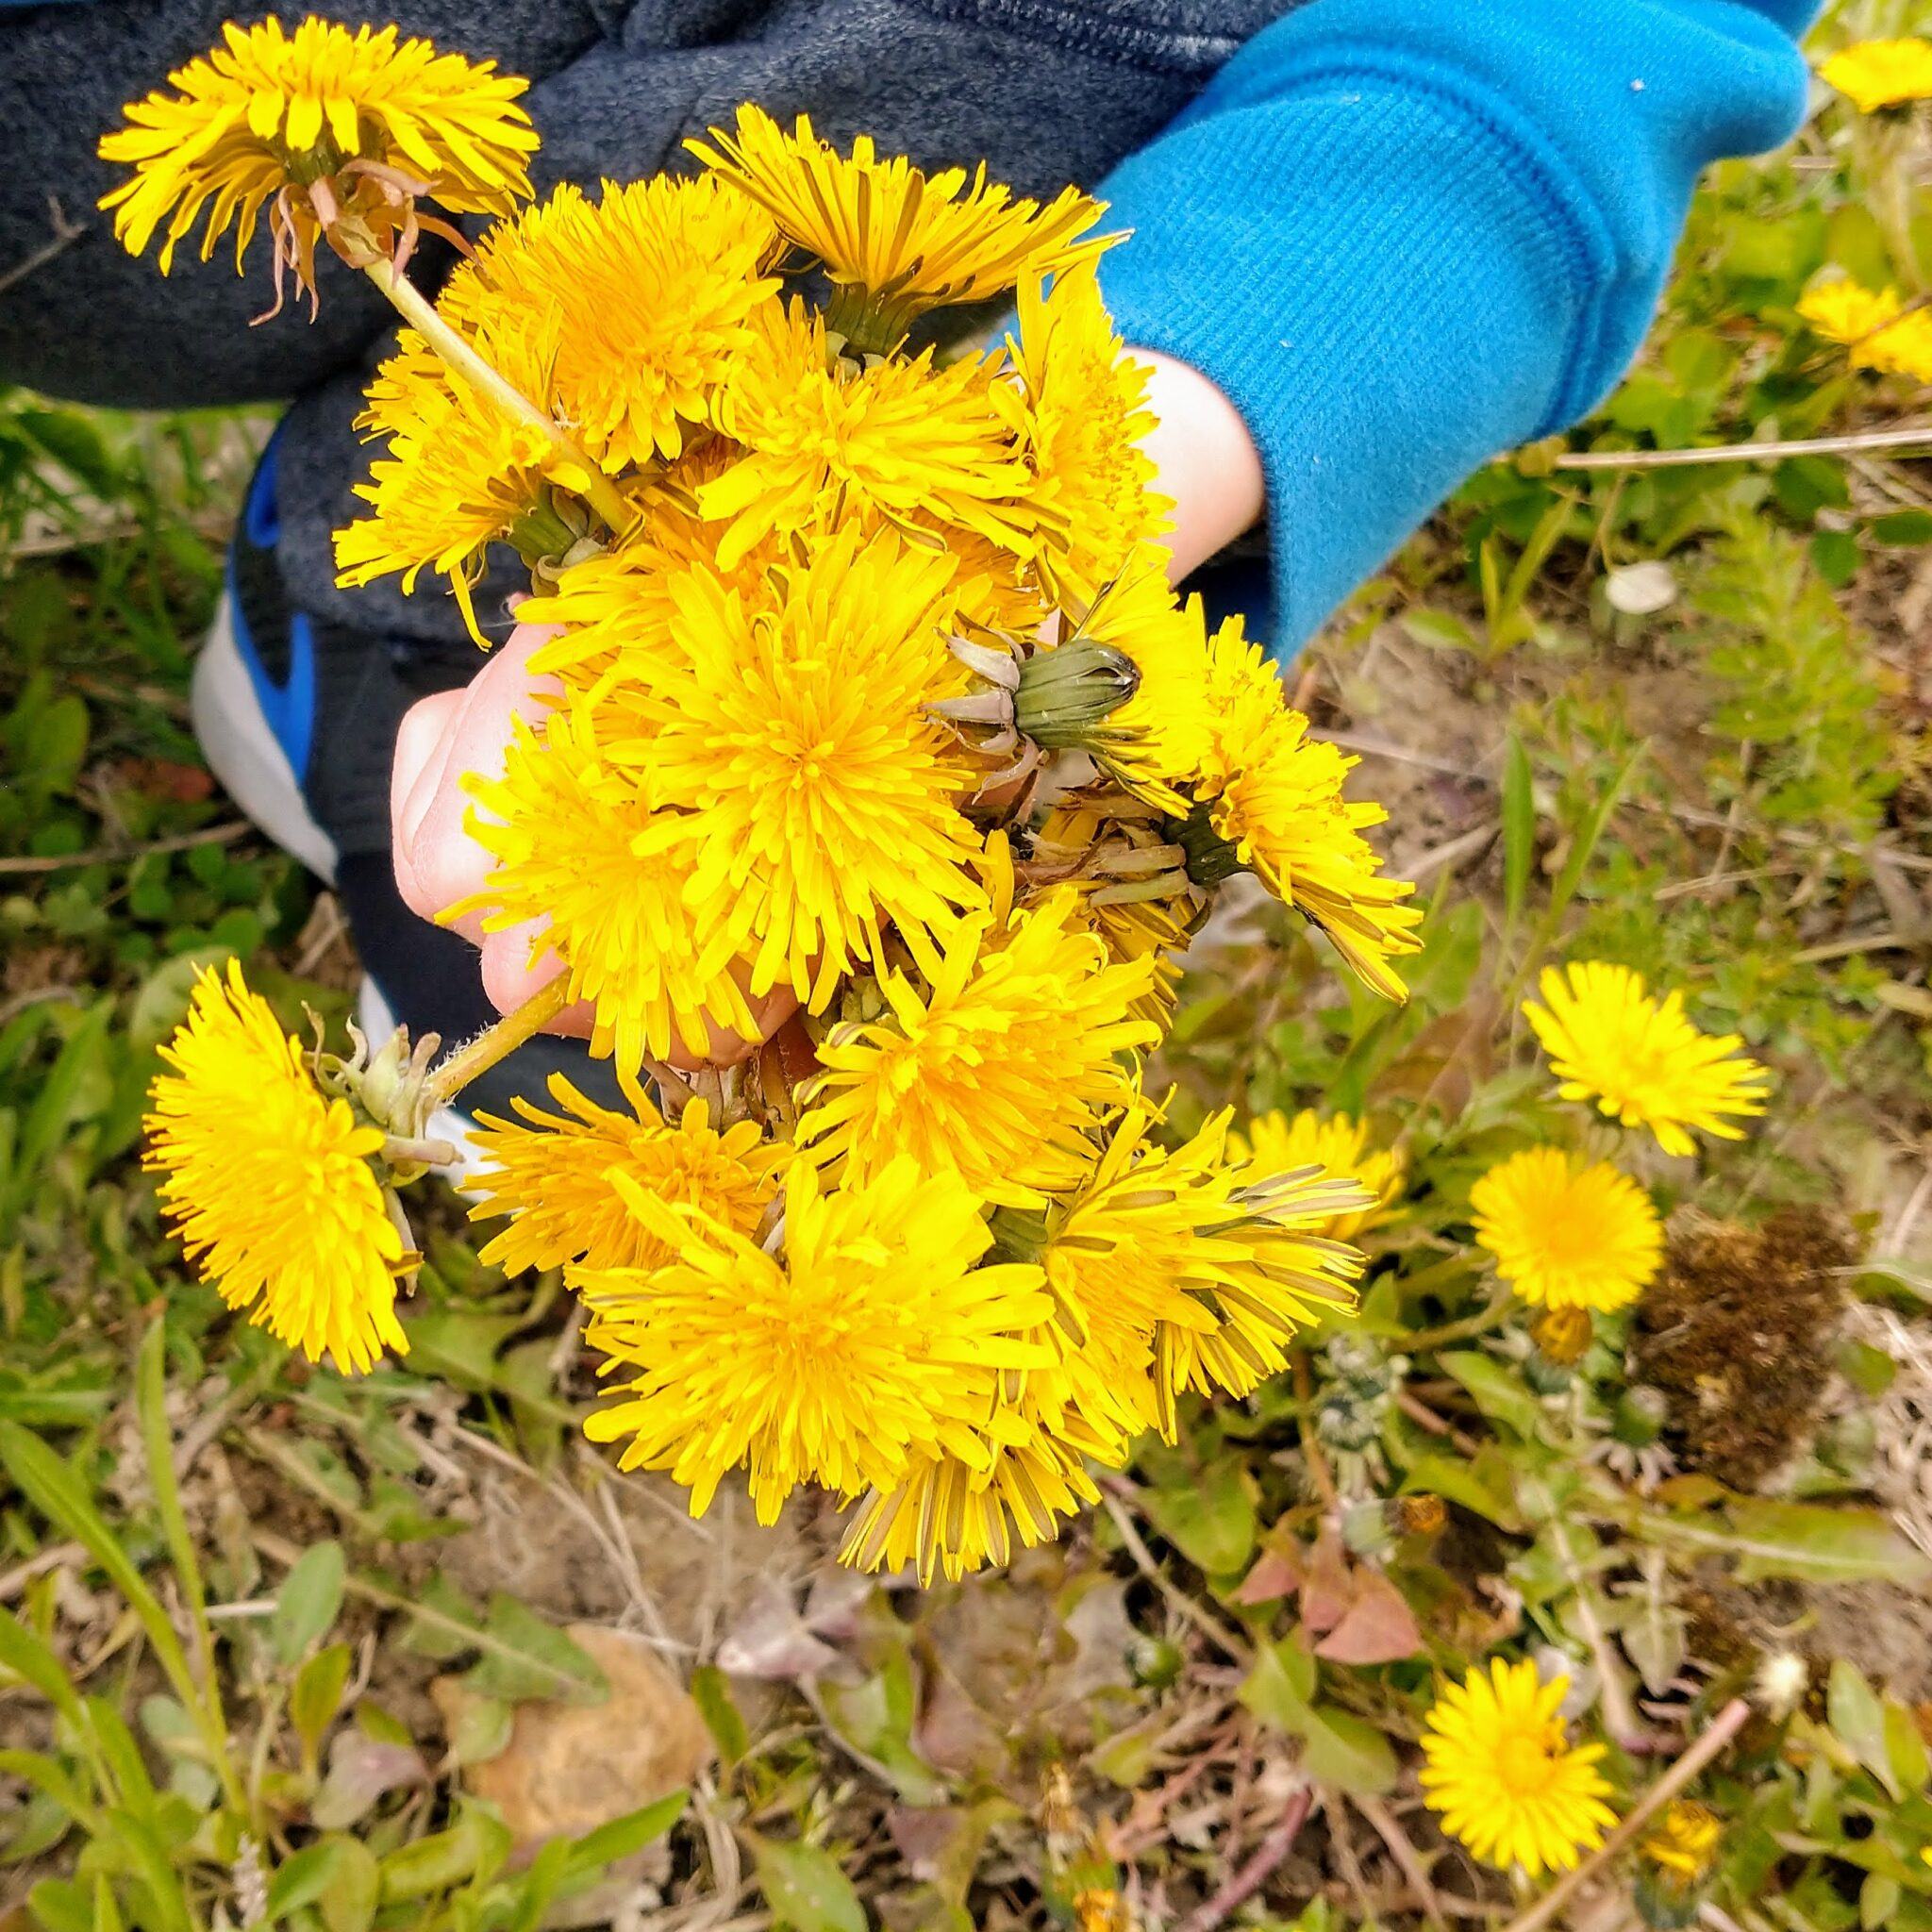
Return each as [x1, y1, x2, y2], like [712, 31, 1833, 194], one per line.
[1523, 961, 1772, 1158]
[1195, 617, 1422, 1001]
[469, 1075, 786, 1275]
[1796, 278, 1932, 382]
[333, 370, 556, 642]
[579, 1158, 1055, 1521]
[144, 960, 405, 1374]
[607, 528, 989, 1008]
[452, 708, 758, 1069]
[1820, 38, 1932, 114]
[797, 887, 1159, 1205]
[1470, 1148, 1662, 1313]
[99, 17, 537, 276]
[1420, 1658, 1617, 1878]
[689, 103, 1113, 346]
[701, 298, 1034, 568]
[425, 177, 780, 471]
[1137, 1111, 1368, 1417]
[1228, 1108, 1406, 1243]
[1001, 264, 1173, 607]
[841, 1417, 1104, 1585]
[1642, 1801, 1722, 1885]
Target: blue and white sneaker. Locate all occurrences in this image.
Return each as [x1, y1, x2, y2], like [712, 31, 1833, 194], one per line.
[193, 425, 625, 1164]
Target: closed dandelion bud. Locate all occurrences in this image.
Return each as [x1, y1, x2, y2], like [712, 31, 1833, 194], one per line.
[1613, 1384, 1671, 1448]
[1342, 1499, 1395, 1556]
[1395, 1493, 1447, 1538]
[1317, 1387, 1386, 1454]
[1524, 1349, 1574, 1397]
[1532, 1305, 1593, 1368]
[1130, 1634, 1184, 1690]
[1013, 641, 1141, 749]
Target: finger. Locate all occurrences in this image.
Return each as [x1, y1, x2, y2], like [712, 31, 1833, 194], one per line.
[406, 627, 563, 923]
[664, 978, 803, 1072]
[391, 688, 466, 918]
[478, 921, 594, 1036]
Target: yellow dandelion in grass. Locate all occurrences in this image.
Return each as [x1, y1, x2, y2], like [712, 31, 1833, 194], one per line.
[1821, 38, 1932, 114]
[608, 528, 988, 1008]
[144, 960, 405, 1374]
[689, 103, 1112, 346]
[1795, 278, 1932, 383]
[453, 708, 758, 1069]
[579, 1158, 1054, 1522]
[1524, 961, 1772, 1158]
[1420, 1659, 1617, 1878]
[1195, 617, 1422, 1001]
[1001, 264, 1172, 607]
[468, 1074, 786, 1275]
[100, 17, 537, 277]
[797, 887, 1158, 1205]
[1642, 1801, 1722, 1885]
[1228, 1108, 1406, 1243]
[1470, 1148, 1662, 1313]
[702, 298, 1034, 569]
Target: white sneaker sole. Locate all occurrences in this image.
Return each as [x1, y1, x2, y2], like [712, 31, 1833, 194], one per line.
[192, 591, 341, 884]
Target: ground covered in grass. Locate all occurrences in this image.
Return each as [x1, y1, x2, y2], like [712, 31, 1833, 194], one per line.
[4, 8, 1932, 1931]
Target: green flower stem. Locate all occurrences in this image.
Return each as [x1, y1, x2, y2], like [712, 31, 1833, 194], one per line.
[1496, 1695, 1751, 1932]
[358, 256, 637, 538]
[1397, 1291, 1515, 1354]
[426, 974, 575, 1108]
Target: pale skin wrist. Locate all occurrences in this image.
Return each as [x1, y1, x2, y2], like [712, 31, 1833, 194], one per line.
[1133, 346, 1267, 583]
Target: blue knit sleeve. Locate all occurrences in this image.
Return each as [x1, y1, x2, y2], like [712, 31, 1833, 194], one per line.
[1095, 0, 1820, 651]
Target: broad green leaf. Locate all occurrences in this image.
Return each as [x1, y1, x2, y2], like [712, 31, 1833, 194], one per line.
[1240, 1637, 1317, 1732]
[1828, 1662, 1896, 1797]
[1296, 1705, 1399, 1795]
[691, 1665, 749, 1767]
[291, 1644, 354, 1764]
[1396, 1451, 1519, 1529]
[466, 1595, 608, 1704]
[26, 1877, 94, 1932]
[266, 1840, 346, 1920]
[1440, 1353, 1541, 1441]
[752, 1835, 869, 1932]
[318, 1836, 380, 1932]
[565, 1793, 688, 1878]
[273, 1542, 346, 1664]
[1139, 1458, 1257, 1577]
[1724, 1500, 1931, 1589]
[378, 1806, 511, 1903]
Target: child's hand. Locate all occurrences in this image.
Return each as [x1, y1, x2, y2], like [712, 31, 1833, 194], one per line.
[389, 620, 799, 1068]
[388, 352, 1261, 1065]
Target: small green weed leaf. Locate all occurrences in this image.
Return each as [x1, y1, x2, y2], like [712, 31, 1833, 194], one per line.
[445, 1692, 512, 1766]
[0, 1604, 86, 1723]
[1440, 1353, 1541, 1440]
[26, 1877, 93, 1932]
[273, 1542, 345, 1664]
[467, 1595, 609, 1705]
[691, 1664, 749, 1767]
[318, 1836, 380, 1932]
[752, 1835, 869, 1932]
[1296, 1705, 1399, 1795]
[1828, 1662, 1898, 1798]
[1726, 1500, 1930, 1589]
[291, 1643, 353, 1763]
[1871, 508, 1932, 547]
[1397, 1450, 1519, 1529]
[565, 1792, 687, 1879]
[1139, 1457, 1256, 1577]
[378, 1805, 511, 1903]
[1240, 1635, 1317, 1731]
[266, 1840, 346, 1920]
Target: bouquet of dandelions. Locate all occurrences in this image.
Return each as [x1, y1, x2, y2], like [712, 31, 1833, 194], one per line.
[113, 16, 1425, 1583]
